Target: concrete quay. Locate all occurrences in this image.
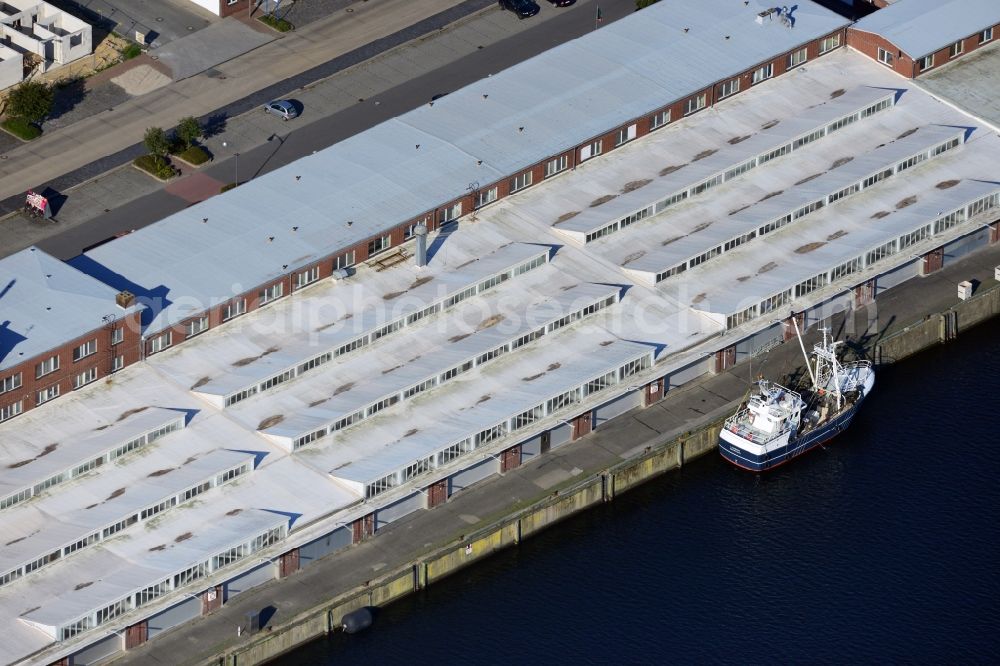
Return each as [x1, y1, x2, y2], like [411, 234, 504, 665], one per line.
[109, 241, 1000, 666]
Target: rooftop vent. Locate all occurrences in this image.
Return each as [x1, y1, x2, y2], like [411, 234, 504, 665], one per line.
[756, 6, 793, 27]
[116, 290, 135, 309]
[756, 8, 775, 24]
[414, 224, 428, 268]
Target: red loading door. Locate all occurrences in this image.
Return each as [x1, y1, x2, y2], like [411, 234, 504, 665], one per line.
[125, 620, 148, 649]
[500, 445, 521, 473]
[922, 247, 944, 274]
[279, 549, 300, 578]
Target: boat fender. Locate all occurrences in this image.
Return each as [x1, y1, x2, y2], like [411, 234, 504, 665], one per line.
[342, 607, 374, 634]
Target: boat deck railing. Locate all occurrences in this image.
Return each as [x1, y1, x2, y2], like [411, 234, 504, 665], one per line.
[724, 409, 791, 445]
[826, 360, 873, 394]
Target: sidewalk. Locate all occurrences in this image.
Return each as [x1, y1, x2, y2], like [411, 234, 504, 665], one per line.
[0, 0, 473, 203]
[113, 241, 1000, 665]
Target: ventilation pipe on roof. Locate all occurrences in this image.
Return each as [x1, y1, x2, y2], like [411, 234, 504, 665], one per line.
[415, 224, 428, 268]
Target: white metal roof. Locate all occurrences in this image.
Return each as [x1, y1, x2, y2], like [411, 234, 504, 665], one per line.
[679, 177, 1000, 318]
[621, 125, 965, 276]
[852, 0, 1000, 59]
[3, 49, 1000, 666]
[0, 449, 254, 576]
[79, 0, 848, 335]
[20, 509, 287, 631]
[0, 247, 140, 373]
[258, 283, 621, 443]
[554, 86, 896, 238]
[323, 335, 653, 486]
[0, 407, 187, 503]
[184, 243, 549, 400]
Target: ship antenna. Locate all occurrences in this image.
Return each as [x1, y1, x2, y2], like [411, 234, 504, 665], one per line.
[790, 313, 817, 387]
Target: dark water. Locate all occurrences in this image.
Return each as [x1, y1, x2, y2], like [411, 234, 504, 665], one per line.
[283, 318, 1000, 665]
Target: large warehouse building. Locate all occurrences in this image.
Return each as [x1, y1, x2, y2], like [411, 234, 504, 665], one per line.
[1, 1, 999, 664]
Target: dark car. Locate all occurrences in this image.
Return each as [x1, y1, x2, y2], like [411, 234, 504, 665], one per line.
[499, 0, 540, 19]
[262, 100, 299, 121]
[547, 0, 575, 5]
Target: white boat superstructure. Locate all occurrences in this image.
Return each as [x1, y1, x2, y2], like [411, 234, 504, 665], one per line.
[720, 323, 875, 471]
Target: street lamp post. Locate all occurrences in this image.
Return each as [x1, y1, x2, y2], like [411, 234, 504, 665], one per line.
[222, 141, 239, 186]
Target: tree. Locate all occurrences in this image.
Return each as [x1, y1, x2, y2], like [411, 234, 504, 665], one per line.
[7, 80, 54, 124]
[143, 127, 170, 166]
[175, 116, 202, 149]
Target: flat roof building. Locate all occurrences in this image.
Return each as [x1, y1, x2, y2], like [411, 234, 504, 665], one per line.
[848, 0, 1000, 77]
[0, 247, 142, 426]
[0, 0, 92, 88]
[2, 2, 1000, 664]
[5, 45, 1000, 664]
[78, 0, 850, 343]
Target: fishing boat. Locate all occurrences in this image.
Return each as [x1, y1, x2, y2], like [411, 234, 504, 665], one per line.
[718, 320, 875, 471]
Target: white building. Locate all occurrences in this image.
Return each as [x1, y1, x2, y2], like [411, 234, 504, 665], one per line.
[1, 2, 999, 664]
[0, 0, 91, 89]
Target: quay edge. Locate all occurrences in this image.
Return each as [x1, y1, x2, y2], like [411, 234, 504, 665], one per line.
[198, 281, 1000, 666]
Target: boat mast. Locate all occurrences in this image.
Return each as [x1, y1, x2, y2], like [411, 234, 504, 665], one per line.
[817, 327, 843, 410]
[790, 313, 817, 387]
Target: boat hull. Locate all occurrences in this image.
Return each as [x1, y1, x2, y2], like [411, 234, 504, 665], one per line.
[719, 394, 867, 472]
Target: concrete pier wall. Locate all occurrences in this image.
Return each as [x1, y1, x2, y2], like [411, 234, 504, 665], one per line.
[211, 281, 1000, 666]
[212, 417, 726, 666]
[875, 283, 1000, 363]
[519, 477, 604, 539]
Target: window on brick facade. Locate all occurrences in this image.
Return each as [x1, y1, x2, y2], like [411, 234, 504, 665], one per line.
[36, 385, 60, 405]
[0, 400, 22, 422]
[111, 327, 124, 345]
[949, 40, 963, 57]
[73, 340, 96, 362]
[683, 93, 706, 116]
[36, 355, 59, 378]
[787, 47, 807, 69]
[334, 251, 356, 270]
[73, 367, 97, 389]
[650, 109, 670, 130]
[475, 187, 498, 208]
[580, 139, 602, 161]
[0, 372, 21, 394]
[718, 78, 740, 99]
[510, 171, 533, 192]
[186, 316, 209, 338]
[112, 355, 124, 372]
[819, 34, 841, 54]
[979, 28, 993, 44]
[614, 124, 637, 146]
[223, 298, 247, 321]
[439, 202, 462, 223]
[368, 236, 390, 257]
[404, 221, 423, 239]
[918, 54, 934, 71]
[149, 331, 172, 354]
[751, 63, 773, 84]
[877, 47, 893, 66]
[258, 283, 284, 306]
[544, 155, 568, 178]
[294, 266, 320, 289]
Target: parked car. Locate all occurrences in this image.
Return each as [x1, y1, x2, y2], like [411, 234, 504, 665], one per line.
[547, 0, 575, 5]
[498, 0, 540, 19]
[262, 100, 299, 121]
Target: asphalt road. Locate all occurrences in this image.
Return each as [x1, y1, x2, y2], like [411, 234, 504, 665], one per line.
[35, 0, 637, 261]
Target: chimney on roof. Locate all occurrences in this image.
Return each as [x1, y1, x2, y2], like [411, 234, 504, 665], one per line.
[414, 224, 428, 268]
[116, 290, 135, 309]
